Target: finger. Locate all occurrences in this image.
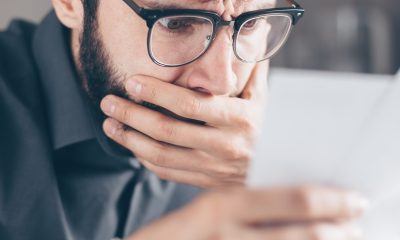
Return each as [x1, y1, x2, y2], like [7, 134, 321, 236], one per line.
[227, 186, 369, 224]
[238, 62, 269, 129]
[124, 75, 248, 126]
[101, 95, 223, 152]
[240, 61, 269, 101]
[101, 95, 252, 160]
[238, 222, 363, 240]
[139, 156, 245, 189]
[102, 118, 247, 181]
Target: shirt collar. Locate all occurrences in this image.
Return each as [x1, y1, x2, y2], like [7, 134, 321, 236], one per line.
[32, 11, 133, 159]
[32, 11, 94, 150]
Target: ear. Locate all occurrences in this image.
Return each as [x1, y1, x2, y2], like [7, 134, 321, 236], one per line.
[52, 0, 84, 30]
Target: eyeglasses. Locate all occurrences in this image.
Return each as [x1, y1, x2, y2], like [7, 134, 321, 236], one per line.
[122, 0, 304, 67]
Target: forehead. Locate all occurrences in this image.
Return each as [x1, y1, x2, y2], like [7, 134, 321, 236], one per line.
[139, 0, 277, 12]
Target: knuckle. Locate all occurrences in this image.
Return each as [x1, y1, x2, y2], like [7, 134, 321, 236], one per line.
[147, 84, 158, 100]
[212, 164, 246, 179]
[236, 115, 255, 133]
[156, 118, 176, 140]
[179, 96, 202, 117]
[149, 143, 168, 167]
[142, 159, 170, 181]
[292, 186, 320, 217]
[114, 124, 127, 143]
[120, 106, 134, 123]
[221, 139, 251, 161]
[212, 167, 233, 179]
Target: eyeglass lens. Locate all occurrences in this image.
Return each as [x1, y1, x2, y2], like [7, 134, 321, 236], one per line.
[236, 14, 292, 62]
[149, 14, 293, 66]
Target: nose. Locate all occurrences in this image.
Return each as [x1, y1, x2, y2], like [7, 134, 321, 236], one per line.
[186, 29, 238, 96]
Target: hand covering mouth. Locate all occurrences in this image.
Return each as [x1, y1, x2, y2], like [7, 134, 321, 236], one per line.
[140, 101, 206, 125]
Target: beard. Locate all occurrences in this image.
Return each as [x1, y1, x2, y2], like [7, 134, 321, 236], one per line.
[78, 17, 205, 126]
[78, 14, 165, 125]
[78, 15, 128, 121]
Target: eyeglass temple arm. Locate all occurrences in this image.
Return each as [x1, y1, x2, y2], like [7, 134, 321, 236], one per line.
[122, 0, 143, 15]
[285, 0, 304, 25]
[286, 0, 303, 9]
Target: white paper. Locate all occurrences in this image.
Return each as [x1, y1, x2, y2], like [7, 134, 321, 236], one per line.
[247, 69, 400, 239]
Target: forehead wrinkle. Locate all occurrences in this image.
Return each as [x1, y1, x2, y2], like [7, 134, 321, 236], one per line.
[228, 0, 276, 18]
[141, 0, 272, 8]
[236, 0, 276, 9]
[199, 0, 223, 3]
[140, 0, 276, 16]
[142, 0, 220, 9]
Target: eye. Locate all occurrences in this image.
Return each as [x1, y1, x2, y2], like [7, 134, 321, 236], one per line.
[168, 19, 184, 29]
[243, 19, 258, 29]
[158, 18, 191, 31]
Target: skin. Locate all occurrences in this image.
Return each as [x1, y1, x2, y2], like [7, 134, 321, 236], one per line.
[52, 0, 368, 238]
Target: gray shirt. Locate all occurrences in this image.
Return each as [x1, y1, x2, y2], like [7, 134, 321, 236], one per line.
[0, 11, 201, 240]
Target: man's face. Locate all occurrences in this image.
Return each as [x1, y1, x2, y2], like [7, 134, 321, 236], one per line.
[79, 0, 274, 114]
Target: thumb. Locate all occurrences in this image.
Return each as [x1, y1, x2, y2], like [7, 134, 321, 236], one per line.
[240, 61, 269, 101]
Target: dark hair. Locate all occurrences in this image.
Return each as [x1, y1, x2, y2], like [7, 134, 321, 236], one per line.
[79, 0, 128, 116]
[79, 0, 133, 163]
[82, 0, 100, 26]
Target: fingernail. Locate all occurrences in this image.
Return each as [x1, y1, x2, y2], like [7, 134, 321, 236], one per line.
[126, 80, 143, 95]
[104, 119, 119, 136]
[101, 97, 116, 115]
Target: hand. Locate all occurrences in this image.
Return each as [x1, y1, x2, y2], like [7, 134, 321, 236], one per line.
[100, 63, 268, 188]
[126, 186, 368, 240]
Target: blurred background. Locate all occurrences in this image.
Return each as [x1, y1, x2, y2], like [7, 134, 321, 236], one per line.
[1, 0, 399, 74]
[273, 0, 400, 74]
[0, 0, 50, 29]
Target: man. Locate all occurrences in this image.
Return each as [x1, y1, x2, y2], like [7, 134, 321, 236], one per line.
[0, 0, 368, 239]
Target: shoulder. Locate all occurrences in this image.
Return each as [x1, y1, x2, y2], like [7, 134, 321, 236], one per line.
[0, 20, 47, 138]
[0, 19, 39, 96]
[0, 19, 37, 75]
[0, 20, 44, 114]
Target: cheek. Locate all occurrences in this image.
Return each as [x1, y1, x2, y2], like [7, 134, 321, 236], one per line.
[233, 62, 256, 93]
[96, 0, 183, 83]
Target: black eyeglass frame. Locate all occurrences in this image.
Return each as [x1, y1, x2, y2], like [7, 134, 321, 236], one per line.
[122, 0, 305, 67]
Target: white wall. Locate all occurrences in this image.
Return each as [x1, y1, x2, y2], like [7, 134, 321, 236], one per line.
[0, 0, 51, 29]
